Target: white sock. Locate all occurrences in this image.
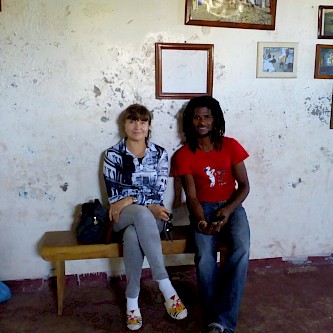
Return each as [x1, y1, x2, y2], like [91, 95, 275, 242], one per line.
[157, 278, 176, 300]
[127, 296, 139, 311]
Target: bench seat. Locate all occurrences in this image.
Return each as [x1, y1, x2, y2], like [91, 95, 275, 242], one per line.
[40, 226, 228, 315]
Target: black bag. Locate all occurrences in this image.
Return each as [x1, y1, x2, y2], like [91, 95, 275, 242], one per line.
[76, 199, 113, 244]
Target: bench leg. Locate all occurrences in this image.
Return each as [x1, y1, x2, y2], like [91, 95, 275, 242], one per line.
[55, 260, 65, 315]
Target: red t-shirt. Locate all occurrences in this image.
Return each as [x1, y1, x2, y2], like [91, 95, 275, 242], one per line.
[171, 137, 249, 202]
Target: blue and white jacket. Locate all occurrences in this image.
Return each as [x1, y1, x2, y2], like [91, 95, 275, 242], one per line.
[103, 138, 168, 206]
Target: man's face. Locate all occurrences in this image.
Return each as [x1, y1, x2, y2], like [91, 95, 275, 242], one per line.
[192, 107, 214, 137]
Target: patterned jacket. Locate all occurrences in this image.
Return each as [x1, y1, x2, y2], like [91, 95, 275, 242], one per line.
[103, 138, 168, 206]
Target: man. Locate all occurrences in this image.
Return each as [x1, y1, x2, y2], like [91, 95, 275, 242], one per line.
[171, 96, 250, 333]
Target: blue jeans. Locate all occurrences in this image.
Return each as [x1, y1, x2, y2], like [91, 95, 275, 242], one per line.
[193, 202, 250, 332]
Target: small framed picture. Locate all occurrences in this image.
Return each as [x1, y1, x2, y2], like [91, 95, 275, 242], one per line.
[256, 42, 298, 78]
[314, 44, 333, 79]
[318, 6, 333, 39]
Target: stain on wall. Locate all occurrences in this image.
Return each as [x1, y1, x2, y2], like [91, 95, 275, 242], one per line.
[305, 95, 331, 124]
[60, 182, 69, 191]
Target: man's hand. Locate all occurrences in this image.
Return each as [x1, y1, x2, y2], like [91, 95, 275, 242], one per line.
[198, 216, 227, 235]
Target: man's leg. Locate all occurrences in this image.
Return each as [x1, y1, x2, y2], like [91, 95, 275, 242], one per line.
[214, 205, 250, 332]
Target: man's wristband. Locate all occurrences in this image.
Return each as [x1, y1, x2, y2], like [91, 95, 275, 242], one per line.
[198, 220, 206, 232]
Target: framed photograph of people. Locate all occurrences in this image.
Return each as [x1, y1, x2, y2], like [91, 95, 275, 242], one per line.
[318, 6, 333, 39]
[185, 0, 277, 30]
[155, 43, 214, 99]
[314, 44, 333, 79]
[256, 42, 298, 78]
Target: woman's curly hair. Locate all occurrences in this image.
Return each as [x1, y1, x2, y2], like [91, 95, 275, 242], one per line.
[182, 96, 225, 153]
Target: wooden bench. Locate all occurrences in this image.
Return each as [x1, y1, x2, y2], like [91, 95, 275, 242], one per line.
[40, 225, 228, 315]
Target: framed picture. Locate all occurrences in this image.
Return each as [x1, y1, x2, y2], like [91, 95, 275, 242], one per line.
[318, 6, 333, 39]
[314, 44, 333, 79]
[155, 43, 214, 99]
[256, 42, 298, 78]
[185, 0, 277, 30]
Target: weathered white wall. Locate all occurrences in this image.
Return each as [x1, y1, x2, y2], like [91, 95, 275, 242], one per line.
[0, 0, 332, 281]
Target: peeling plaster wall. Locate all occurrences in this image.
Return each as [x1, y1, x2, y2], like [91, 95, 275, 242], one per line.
[0, 0, 332, 280]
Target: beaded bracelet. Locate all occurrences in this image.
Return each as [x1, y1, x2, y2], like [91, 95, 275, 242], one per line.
[198, 220, 206, 232]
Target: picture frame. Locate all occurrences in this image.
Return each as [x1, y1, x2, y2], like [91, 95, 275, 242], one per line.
[155, 42, 214, 99]
[314, 44, 333, 79]
[318, 6, 333, 39]
[185, 0, 277, 31]
[256, 42, 298, 78]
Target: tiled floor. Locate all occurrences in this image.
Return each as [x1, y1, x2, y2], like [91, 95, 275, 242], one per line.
[1, 260, 333, 333]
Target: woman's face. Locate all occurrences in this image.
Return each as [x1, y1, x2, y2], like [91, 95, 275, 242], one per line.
[124, 118, 150, 142]
[192, 107, 214, 137]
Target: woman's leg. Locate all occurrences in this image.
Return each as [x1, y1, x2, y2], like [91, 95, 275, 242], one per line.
[122, 225, 144, 299]
[115, 205, 168, 282]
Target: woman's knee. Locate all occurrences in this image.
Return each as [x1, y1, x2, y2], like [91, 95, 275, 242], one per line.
[123, 225, 139, 244]
[123, 205, 155, 224]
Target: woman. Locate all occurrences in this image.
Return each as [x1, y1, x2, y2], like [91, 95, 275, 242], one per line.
[103, 104, 187, 331]
[171, 96, 250, 333]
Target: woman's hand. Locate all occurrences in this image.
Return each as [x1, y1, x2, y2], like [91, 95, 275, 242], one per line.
[147, 204, 171, 221]
[109, 197, 135, 223]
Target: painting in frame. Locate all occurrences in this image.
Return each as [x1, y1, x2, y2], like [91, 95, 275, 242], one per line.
[318, 5, 333, 39]
[185, 0, 277, 30]
[155, 43, 214, 99]
[256, 42, 298, 78]
[314, 44, 333, 79]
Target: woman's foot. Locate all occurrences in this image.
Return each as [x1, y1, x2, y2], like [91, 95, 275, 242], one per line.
[164, 294, 188, 320]
[126, 308, 142, 331]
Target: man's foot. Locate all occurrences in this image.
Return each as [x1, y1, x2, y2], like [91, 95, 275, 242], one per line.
[126, 308, 142, 331]
[164, 294, 188, 320]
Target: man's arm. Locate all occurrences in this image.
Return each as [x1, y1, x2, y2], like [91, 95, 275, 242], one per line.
[224, 161, 250, 213]
[213, 161, 250, 231]
[181, 174, 207, 231]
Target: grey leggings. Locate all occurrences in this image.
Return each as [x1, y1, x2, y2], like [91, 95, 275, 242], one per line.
[113, 204, 169, 298]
